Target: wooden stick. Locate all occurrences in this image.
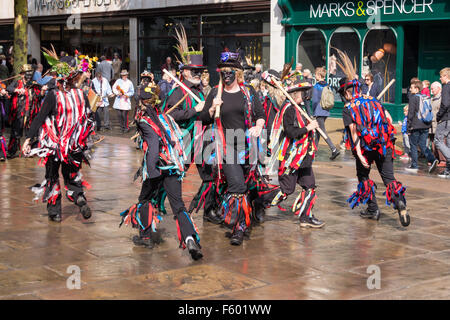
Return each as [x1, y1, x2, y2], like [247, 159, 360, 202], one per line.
[377, 79, 396, 101]
[130, 133, 139, 141]
[271, 78, 329, 140]
[166, 93, 189, 114]
[215, 77, 223, 119]
[162, 68, 202, 104]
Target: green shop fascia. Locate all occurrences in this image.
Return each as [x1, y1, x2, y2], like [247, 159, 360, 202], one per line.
[278, 0, 450, 121]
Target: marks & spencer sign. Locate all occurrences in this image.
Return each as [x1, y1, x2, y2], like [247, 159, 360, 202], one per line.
[278, 0, 449, 25]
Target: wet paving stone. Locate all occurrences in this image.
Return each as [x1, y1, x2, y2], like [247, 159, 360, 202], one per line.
[0, 137, 449, 299]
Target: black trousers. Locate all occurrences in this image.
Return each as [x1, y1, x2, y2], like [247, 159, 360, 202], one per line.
[7, 117, 24, 156]
[279, 167, 316, 195]
[45, 153, 86, 215]
[315, 116, 336, 151]
[117, 110, 129, 130]
[355, 149, 396, 212]
[138, 174, 196, 241]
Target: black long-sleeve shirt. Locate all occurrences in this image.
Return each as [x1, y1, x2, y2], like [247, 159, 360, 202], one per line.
[437, 83, 450, 123]
[165, 79, 202, 125]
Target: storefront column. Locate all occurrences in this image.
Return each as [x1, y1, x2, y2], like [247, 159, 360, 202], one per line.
[129, 17, 138, 84]
[28, 24, 40, 63]
[270, 0, 285, 71]
[392, 25, 404, 107]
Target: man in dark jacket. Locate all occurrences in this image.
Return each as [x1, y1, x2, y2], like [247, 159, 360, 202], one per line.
[435, 68, 450, 178]
[406, 80, 438, 173]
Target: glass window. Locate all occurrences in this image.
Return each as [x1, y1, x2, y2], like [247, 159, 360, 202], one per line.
[329, 27, 360, 101]
[139, 16, 199, 38]
[201, 12, 269, 35]
[297, 28, 326, 81]
[363, 27, 397, 103]
[41, 25, 61, 41]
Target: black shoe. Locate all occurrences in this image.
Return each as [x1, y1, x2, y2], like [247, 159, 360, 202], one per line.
[252, 203, 265, 224]
[6, 153, 17, 159]
[428, 159, 439, 174]
[132, 235, 154, 248]
[203, 208, 222, 224]
[330, 149, 341, 160]
[0, 157, 5, 162]
[299, 215, 325, 228]
[49, 213, 62, 223]
[186, 238, 203, 260]
[80, 205, 92, 220]
[438, 168, 450, 179]
[230, 230, 244, 246]
[397, 200, 410, 227]
[360, 208, 380, 221]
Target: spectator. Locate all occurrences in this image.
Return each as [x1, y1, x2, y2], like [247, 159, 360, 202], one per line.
[253, 64, 263, 81]
[96, 56, 114, 83]
[112, 70, 134, 133]
[400, 105, 411, 160]
[0, 55, 9, 80]
[111, 52, 122, 82]
[422, 80, 431, 97]
[406, 80, 438, 173]
[161, 56, 176, 73]
[303, 69, 313, 81]
[311, 66, 340, 160]
[92, 72, 114, 131]
[435, 67, 450, 178]
[293, 63, 303, 82]
[201, 72, 211, 98]
[60, 51, 76, 67]
[430, 81, 446, 165]
[361, 72, 381, 98]
[158, 72, 174, 102]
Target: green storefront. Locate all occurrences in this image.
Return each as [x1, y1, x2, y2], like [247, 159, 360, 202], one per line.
[278, 0, 450, 121]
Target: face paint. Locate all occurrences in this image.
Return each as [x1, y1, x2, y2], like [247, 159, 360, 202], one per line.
[24, 71, 33, 82]
[220, 70, 236, 86]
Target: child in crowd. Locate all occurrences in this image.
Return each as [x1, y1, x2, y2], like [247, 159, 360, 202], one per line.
[400, 105, 410, 160]
[422, 80, 431, 97]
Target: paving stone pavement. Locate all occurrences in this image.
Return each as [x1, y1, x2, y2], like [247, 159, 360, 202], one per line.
[0, 133, 449, 300]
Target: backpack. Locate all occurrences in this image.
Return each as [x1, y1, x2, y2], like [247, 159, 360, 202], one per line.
[320, 85, 335, 111]
[417, 94, 433, 124]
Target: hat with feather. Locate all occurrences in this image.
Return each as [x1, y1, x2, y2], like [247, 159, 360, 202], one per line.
[174, 24, 206, 70]
[333, 47, 360, 95]
[42, 45, 76, 80]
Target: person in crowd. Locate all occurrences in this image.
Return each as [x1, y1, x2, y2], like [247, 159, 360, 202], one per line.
[111, 52, 122, 83]
[400, 105, 411, 161]
[435, 67, 450, 178]
[112, 70, 135, 133]
[430, 81, 446, 165]
[158, 72, 174, 102]
[161, 56, 176, 73]
[96, 56, 114, 83]
[201, 71, 212, 98]
[406, 80, 438, 173]
[311, 67, 340, 160]
[0, 54, 9, 80]
[253, 64, 263, 81]
[422, 80, 431, 97]
[92, 71, 114, 131]
[361, 72, 381, 98]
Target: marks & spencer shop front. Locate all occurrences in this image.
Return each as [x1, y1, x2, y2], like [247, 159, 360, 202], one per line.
[278, 0, 450, 121]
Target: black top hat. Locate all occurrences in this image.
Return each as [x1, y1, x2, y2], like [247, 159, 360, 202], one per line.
[286, 82, 312, 94]
[217, 52, 244, 70]
[338, 77, 360, 95]
[180, 54, 207, 70]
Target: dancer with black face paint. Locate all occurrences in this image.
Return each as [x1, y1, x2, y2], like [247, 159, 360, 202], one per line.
[200, 52, 274, 245]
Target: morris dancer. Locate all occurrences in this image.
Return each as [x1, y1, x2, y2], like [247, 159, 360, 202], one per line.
[22, 48, 95, 222]
[0, 84, 8, 161]
[200, 52, 272, 245]
[335, 49, 409, 227]
[7, 64, 43, 158]
[259, 80, 325, 228]
[161, 25, 221, 224]
[120, 83, 203, 260]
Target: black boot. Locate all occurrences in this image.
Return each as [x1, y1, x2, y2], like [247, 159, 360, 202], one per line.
[360, 208, 380, 221]
[252, 201, 265, 224]
[330, 149, 341, 160]
[397, 200, 410, 227]
[203, 207, 222, 224]
[76, 196, 92, 220]
[132, 235, 154, 248]
[48, 199, 62, 223]
[186, 238, 203, 260]
[230, 229, 244, 246]
[299, 214, 325, 228]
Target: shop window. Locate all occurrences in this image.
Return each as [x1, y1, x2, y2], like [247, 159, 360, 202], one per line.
[297, 28, 326, 80]
[363, 27, 397, 103]
[41, 25, 61, 41]
[329, 27, 360, 101]
[201, 12, 269, 35]
[139, 16, 199, 38]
